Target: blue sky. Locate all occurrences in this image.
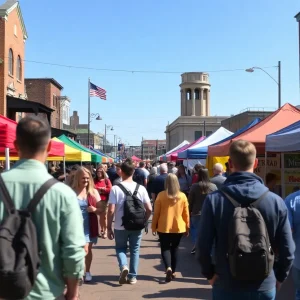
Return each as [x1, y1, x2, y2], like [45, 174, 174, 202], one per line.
[18, 0, 300, 145]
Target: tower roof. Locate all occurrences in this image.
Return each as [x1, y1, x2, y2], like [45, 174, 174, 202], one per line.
[0, 0, 28, 40]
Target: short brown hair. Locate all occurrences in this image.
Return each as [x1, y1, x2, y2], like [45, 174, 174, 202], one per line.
[229, 140, 257, 171]
[121, 161, 135, 177]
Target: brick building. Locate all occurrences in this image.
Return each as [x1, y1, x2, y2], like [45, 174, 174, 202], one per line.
[134, 139, 166, 160]
[0, 0, 53, 122]
[25, 78, 64, 128]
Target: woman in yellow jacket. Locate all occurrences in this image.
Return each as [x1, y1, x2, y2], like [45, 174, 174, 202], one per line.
[152, 173, 190, 282]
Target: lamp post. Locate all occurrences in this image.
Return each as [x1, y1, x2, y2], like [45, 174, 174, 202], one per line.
[245, 61, 281, 109]
[87, 113, 102, 146]
[104, 125, 114, 154]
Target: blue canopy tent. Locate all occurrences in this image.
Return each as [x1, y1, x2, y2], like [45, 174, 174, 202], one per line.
[266, 120, 300, 152]
[211, 118, 261, 147]
[178, 127, 233, 159]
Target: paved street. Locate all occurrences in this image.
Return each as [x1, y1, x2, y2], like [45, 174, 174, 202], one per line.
[80, 231, 212, 300]
[80, 230, 295, 300]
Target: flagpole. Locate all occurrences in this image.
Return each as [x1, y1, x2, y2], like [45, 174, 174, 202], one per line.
[87, 78, 90, 147]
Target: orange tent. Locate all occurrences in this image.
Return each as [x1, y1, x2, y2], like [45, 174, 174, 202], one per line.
[208, 103, 300, 156]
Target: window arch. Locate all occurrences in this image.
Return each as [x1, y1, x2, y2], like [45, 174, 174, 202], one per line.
[17, 56, 22, 81]
[194, 89, 200, 99]
[8, 49, 14, 75]
[186, 89, 192, 100]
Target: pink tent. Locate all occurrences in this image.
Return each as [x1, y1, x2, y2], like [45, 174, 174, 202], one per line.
[131, 155, 142, 162]
[168, 136, 206, 161]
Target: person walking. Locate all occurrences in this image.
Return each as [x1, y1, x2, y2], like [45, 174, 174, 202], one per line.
[188, 168, 217, 254]
[197, 140, 295, 300]
[147, 166, 158, 198]
[107, 161, 152, 285]
[0, 116, 86, 300]
[152, 174, 190, 282]
[151, 163, 168, 202]
[285, 189, 300, 300]
[94, 165, 112, 239]
[210, 163, 226, 189]
[177, 165, 192, 196]
[72, 167, 101, 282]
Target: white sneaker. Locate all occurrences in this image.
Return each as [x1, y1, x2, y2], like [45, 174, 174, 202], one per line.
[119, 266, 129, 285]
[127, 277, 137, 284]
[85, 272, 92, 282]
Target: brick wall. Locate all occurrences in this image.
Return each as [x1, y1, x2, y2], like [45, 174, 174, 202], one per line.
[0, 7, 26, 116]
[25, 79, 62, 128]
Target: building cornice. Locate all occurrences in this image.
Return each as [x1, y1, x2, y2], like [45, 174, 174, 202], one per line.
[0, 1, 28, 40]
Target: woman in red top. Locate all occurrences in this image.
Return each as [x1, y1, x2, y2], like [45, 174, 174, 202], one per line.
[94, 165, 112, 239]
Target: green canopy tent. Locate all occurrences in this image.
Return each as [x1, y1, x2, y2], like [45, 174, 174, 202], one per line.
[58, 135, 102, 164]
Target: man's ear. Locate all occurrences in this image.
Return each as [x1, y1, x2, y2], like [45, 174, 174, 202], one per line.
[46, 140, 52, 153]
[253, 158, 258, 169]
[13, 140, 19, 153]
[228, 158, 233, 169]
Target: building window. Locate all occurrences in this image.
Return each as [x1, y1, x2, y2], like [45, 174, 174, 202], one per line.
[14, 25, 17, 36]
[186, 89, 191, 100]
[17, 56, 22, 81]
[8, 49, 14, 75]
[195, 89, 200, 100]
[206, 131, 213, 137]
[194, 131, 202, 141]
[53, 94, 56, 107]
[203, 75, 207, 81]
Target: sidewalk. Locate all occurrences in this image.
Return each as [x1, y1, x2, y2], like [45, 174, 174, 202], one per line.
[80, 232, 212, 300]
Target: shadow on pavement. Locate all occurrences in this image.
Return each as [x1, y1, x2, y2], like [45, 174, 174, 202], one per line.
[142, 287, 211, 299]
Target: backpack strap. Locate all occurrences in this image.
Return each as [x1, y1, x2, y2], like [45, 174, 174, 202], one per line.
[221, 191, 241, 208]
[27, 178, 58, 213]
[117, 183, 132, 196]
[133, 184, 140, 196]
[0, 175, 15, 213]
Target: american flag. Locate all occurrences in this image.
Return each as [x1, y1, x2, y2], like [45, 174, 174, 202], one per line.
[90, 82, 107, 100]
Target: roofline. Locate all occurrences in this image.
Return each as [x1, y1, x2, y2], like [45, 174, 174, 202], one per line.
[295, 12, 300, 22]
[0, 1, 28, 40]
[25, 78, 64, 90]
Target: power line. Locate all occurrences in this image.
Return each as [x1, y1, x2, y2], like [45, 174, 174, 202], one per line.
[3, 57, 277, 75]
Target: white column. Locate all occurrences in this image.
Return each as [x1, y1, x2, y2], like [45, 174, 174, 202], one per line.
[206, 89, 210, 116]
[191, 89, 195, 116]
[200, 88, 204, 116]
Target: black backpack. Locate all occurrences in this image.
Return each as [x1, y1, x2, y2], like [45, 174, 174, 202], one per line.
[0, 176, 58, 300]
[117, 183, 146, 231]
[222, 190, 275, 281]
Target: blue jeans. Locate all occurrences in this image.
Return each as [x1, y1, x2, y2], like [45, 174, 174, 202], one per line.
[190, 215, 201, 245]
[212, 288, 276, 300]
[293, 266, 300, 300]
[114, 229, 142, 279]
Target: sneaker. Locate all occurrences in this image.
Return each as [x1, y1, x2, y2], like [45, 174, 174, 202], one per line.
[191, 247, 196, 254]
[85, 272, 92, 282]
[119, 266, 129, 285]
[165, 268, 172, 283]
[127, 277, 137, 284]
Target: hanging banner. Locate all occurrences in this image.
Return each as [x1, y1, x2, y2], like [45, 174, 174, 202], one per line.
[254, 154, 281, 180]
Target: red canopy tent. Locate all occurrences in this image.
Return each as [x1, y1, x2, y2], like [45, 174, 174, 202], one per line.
[208, 103, 300, 156]
[131, 155, 142, 162]
[0, 115, 64, 157]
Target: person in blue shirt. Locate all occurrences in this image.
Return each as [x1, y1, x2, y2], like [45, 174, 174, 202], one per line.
[285, 191, 300, 300]
[197, 140, 295, 300]
[151, 163, 168, 202]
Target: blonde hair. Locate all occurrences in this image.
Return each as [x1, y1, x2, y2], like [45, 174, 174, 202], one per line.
[165, 173, 180, 203]
[229, 140, 257, 171]
[72, 167, 96, 197]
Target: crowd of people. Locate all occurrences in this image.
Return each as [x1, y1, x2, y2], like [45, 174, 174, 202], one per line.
[0, 115, 299, 300]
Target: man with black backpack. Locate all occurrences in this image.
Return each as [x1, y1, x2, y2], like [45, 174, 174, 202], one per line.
[197, 140, 295, 300]
[107, 161, 152, 285]
[0, 117, 86, 300]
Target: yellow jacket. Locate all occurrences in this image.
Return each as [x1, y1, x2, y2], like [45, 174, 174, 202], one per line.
[152, 191, 190, 233]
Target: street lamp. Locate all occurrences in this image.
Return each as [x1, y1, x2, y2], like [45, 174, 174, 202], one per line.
[245, 61, 281, 109]
[104, 125, 114, 153]
[87, 113, 102, 147]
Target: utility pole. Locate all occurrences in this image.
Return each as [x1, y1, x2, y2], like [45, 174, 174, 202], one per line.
[278, 61, 281, 109]
[155, 139, 158, 156]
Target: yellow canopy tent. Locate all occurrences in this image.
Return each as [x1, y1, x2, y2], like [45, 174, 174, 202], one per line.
[50, 138, 91, 162]
[206, 156, 229, 177]
[0, 138, 91, 162]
